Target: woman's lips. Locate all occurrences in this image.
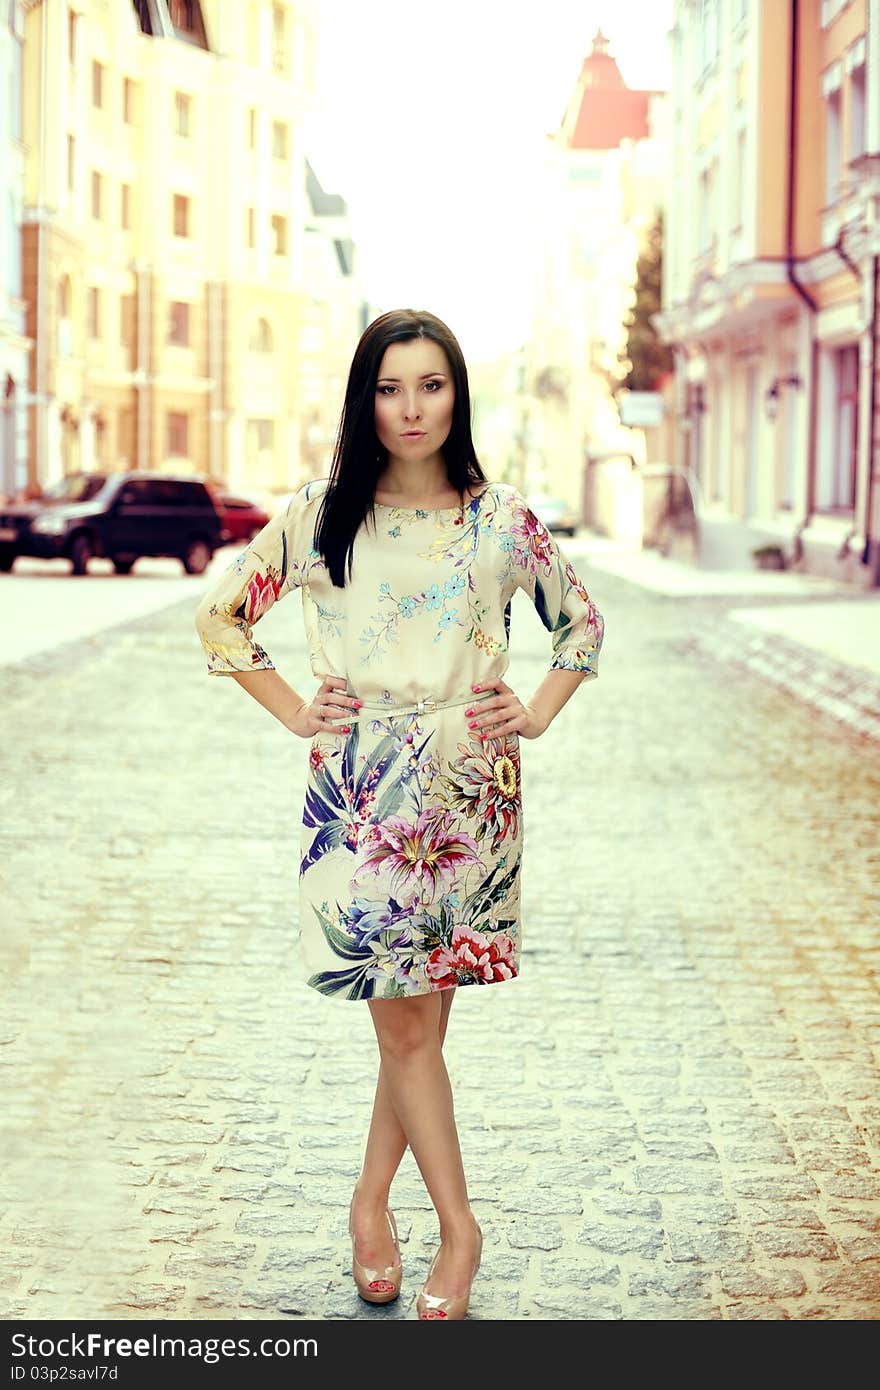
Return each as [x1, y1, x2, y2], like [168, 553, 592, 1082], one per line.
[401, 431, 426, 438]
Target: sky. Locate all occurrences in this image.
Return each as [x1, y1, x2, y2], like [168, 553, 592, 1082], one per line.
[303, 0, 674, 362]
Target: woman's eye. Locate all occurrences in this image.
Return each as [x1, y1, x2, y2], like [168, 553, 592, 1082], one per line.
[377, 381, 442, 395]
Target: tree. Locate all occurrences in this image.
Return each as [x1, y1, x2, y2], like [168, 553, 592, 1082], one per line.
[613, 209, 674, 397]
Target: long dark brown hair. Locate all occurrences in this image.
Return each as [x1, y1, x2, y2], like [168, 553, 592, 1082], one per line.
[313, 309, 487, 587]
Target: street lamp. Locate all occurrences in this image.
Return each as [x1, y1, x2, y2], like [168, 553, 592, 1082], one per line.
[765, 374, 803, 423]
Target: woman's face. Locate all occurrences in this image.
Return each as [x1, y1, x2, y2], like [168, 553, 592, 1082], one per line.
[373, 338, 455, 467]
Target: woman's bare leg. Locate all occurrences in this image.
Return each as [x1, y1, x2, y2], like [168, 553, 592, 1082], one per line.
[358, 987, 481, 1297]
[349, 986, 456, 1269]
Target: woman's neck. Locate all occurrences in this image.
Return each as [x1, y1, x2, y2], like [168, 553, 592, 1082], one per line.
[374, 461, 454, 504]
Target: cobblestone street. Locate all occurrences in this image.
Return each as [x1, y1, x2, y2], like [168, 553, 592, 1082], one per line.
[2, 554, 879, 1321]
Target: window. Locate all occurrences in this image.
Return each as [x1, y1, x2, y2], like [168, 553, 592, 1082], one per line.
[733, 127, 746, 230]
[249, 318, 274, 353]
[168, 0, 208, 48]
[247, 107, 257, 150]
[88, 287, 101, 339]
[8, 2, 22, 142]
[271, 214, 287, 256]
[168, 301, 190, 346]
[698, 0, 720, 76]
[272, 120, 288, 160]
[123, 77, 136, 124]
[246, 418, 275, 470]
[92, 60, 104, 109]
[57, 277, 73, 356]
[172, 193, 191, 237]
[822, 61, 842, 202]
[824, 88, 842, 202]
[67, 135, 75, 195]
[167, 412, 189, 457]
[6, 191, 21, 298]
[696, 154, 720, 252]
[246, 206, 256, 249]
[121, 183, 132, 230]
[816, 344, 858, 511]
[118, 479, 155, 506]
[174, 91, 192, 138]
[91, 170, 103, 220]
[847, 40, 866, 163]
[272, 4, 287, 74]
[120, 294, 136, 349]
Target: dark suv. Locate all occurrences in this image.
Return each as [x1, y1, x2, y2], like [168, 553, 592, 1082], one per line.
[0, 471, 228, 576]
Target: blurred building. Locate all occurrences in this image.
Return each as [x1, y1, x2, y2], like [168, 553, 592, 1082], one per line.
[525, 30, 670, 515]
[1, 2, 28, 497]
[656, 0, 880, 587]
[18, 0, 359, 498]
[299, 158, 359, 482]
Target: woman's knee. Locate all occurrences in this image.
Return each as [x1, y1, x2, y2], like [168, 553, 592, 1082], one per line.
[369, 993, 443, 1064]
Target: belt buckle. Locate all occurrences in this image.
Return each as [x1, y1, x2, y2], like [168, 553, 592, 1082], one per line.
[417, 697, 438, 714]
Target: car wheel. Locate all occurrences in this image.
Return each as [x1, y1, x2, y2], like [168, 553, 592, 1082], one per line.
[112, 557, 136, 574]
[182, 538, 212, 575]
[70, 534, 93, 576]
[0, 546, 16, 573]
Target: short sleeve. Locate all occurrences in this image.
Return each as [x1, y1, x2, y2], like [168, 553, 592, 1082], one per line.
[193, 484, 314, 676]
[508, 489, 605, 679]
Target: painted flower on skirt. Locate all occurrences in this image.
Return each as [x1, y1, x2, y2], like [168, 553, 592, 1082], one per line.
[425, 925, 518, 987]
[364, 935, 431, 993]
[354, 808, 482, 895]
[344, 894, 433, 950]
[439, 733, 521, 854]
[509, 504, 555, 577]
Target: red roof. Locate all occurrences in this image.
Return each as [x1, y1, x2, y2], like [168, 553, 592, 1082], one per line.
[561, 30, 661, 150]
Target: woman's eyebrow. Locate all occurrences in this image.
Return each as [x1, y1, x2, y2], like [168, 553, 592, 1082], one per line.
[376, 372, 447, 383]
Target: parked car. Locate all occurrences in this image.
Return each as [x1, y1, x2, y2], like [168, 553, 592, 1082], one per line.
[526, 494, 580, 537]
[0, 471, 227, 576]
[215, 493, 272, 544]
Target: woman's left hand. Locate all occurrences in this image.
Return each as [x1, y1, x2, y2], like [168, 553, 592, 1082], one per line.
[465, 679, 547, 741]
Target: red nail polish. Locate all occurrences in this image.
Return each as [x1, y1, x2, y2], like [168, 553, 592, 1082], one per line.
[465, 707, 474, 716]
[472, 684, 480, 691]
[468, 721, 477, 729]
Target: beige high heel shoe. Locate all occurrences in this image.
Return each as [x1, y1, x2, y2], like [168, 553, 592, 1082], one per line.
[416, 1222, 483, 1320]
[348, 1197, 403, 1304]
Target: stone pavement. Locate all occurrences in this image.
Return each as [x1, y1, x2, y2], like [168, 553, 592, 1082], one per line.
[580, 536, 880, 743]
[1, 559, 879, 1321]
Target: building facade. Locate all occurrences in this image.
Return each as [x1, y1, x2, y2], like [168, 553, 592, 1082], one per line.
[525, 31, 670, 519]
[656, 0, 880, 586]
[0, 1, 29, 498]
[18, 0, 357, 498]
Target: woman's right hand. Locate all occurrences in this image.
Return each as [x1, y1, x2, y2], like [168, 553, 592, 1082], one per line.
[288, 674, 361, 738]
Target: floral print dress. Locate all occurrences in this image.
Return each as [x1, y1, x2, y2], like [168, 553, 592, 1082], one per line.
[194, 478, 605, 1001]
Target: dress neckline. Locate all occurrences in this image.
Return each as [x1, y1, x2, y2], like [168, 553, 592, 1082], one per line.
[371, 485, 491, 514]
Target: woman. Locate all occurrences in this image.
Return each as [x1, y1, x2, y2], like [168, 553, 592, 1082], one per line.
[194, 308, 605, 1320]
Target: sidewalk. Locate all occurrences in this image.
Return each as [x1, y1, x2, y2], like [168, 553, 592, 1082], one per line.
[575, 535, 880, 742]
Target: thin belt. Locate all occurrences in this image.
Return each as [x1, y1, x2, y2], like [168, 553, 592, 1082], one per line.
[350, 689, 495, 718]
